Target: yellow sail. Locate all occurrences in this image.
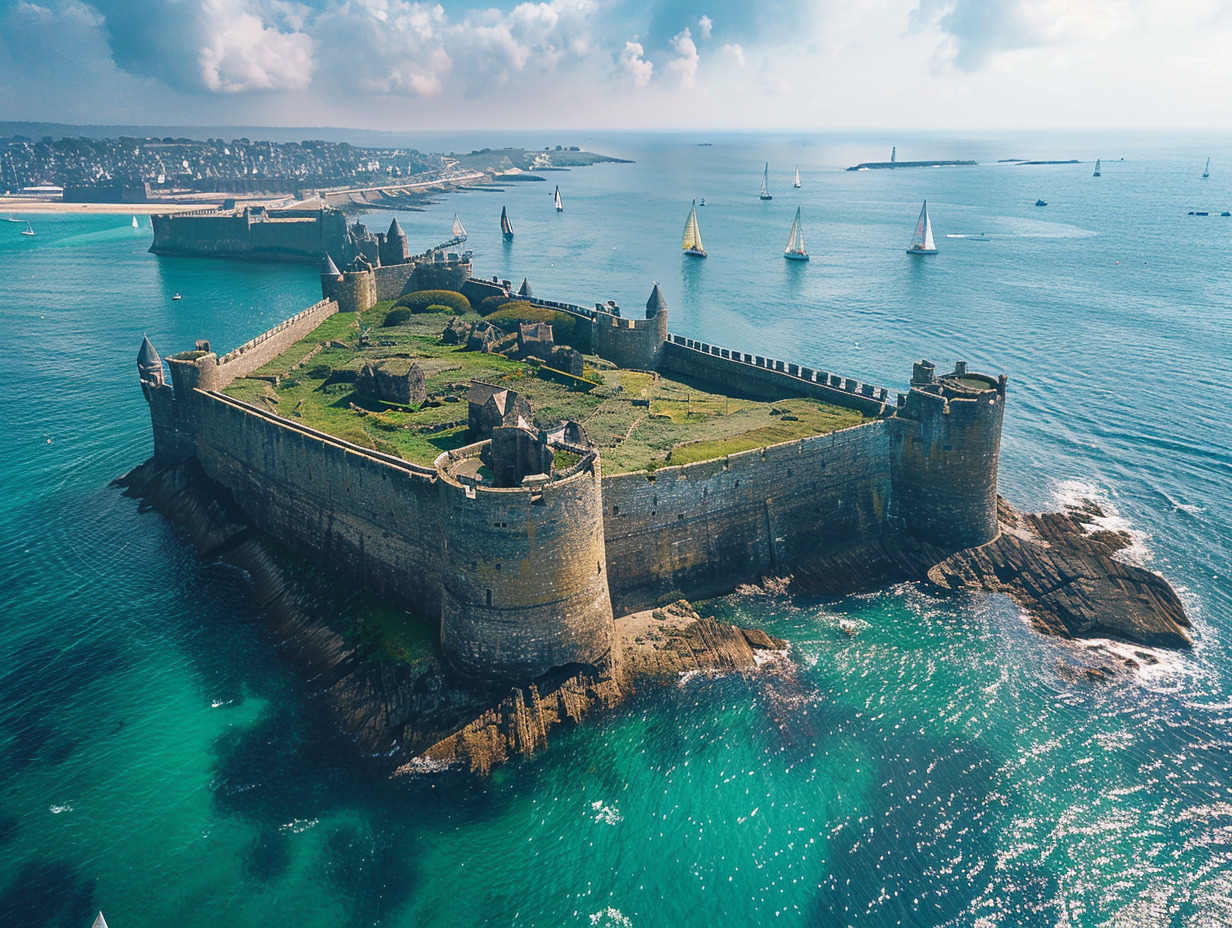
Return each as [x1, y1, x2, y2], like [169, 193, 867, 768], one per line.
[682, 200, 705, 255]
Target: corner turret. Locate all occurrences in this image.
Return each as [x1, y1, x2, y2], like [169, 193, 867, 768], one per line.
[589, 281, 669, 371]
[889, 360, 1006, 550]
[379, 217, 408, 267]
[320, 253, 343, 300]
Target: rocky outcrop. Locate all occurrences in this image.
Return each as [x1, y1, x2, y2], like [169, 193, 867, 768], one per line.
[791, 495, 1190, 651]
[927, 498, 1191, 648]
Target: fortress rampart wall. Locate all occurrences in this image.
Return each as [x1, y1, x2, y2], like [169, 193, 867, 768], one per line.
[192, 391, 447, 613]
[600, 421, 892, 612]
[660, 338, 893, 416]
[373, 263, 416, 301]
[214, 300, 338, 385]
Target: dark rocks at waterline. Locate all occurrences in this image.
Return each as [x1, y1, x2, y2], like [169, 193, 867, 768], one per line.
[928, 498, 1191, 649]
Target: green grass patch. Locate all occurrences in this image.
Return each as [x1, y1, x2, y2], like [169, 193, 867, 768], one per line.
[222, 308, 874, 472]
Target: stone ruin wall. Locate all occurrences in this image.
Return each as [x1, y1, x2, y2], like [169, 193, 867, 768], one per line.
[600, 421, 893, 612]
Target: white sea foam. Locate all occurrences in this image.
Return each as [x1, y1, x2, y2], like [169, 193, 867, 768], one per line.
[1049, 478, 1152, 567]
[49, 804, 72, 814]
[590, 800, 622, 825]
[589, 907, 632, 928]
[279, 817, 319, 834]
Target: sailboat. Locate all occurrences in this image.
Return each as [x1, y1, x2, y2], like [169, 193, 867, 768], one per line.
[759, 163, 773, 200]
[1093, 159, 1101, 177]
[20, 221, 34, 236]
[784, 206, 808, 261]
[553, 186, 563, 212]
[905, 201, 937, 255]
[682, 200, 707, 257]
[1203, 157, 1210, 178]
[500, 206, 514, 240]
[452, 213, 467, 240]
[793, 165, 802, 188]
[132, 216, 139, 229]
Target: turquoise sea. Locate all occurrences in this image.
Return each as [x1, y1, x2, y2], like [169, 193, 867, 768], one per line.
[1, 130, 1231, 927]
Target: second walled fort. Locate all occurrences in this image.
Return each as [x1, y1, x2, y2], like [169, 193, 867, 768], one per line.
[134, 226, 1016, 688]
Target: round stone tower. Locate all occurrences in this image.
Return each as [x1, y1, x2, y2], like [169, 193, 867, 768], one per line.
[889, 360, 1007, 550]
[435, 444, 614, 684]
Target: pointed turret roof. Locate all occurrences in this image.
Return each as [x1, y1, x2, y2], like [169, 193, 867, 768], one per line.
[646, 282, 667, 316]
[321, 254, 341, 278]
[518, 277, 532, 299]
[387, 217, 405, 238]
[137, 335, 161, 371]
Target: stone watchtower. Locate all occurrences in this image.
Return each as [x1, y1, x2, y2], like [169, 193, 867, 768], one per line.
[379, 217, 408, 267]
[320, 253, 375, 314]
[590, 282, 669, 371]
[889, 360, 1007, 550]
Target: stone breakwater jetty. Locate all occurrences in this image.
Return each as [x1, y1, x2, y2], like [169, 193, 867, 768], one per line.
[121, 252, 1191, 770]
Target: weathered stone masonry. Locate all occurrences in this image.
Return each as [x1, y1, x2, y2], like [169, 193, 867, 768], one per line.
[137, 280, 1005, 686]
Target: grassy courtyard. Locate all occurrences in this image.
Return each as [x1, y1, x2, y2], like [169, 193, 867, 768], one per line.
[222, 301, 870, 475]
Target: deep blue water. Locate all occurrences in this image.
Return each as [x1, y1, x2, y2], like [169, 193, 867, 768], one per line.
[1, 131, 1230, 927]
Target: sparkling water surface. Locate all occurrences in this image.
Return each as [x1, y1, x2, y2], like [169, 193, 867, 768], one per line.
[1, 131, 1230, 927]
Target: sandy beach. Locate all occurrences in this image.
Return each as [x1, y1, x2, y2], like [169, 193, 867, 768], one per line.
[0, 195, 293, 216]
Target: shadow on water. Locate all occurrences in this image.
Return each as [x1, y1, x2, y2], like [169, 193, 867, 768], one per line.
[0, 636, 128, 776]
[0, 860, 94, 928]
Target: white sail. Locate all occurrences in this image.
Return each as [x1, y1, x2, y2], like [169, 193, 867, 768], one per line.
[131, 216, 139, 229]
[554, 186, 563, 211]
[906, 201, 937, 254]
[793, 165, 801, 188]
[500, 206, 514, 237]
[785, 206, 806, 256]
[1093, 159, 1101, 177]
[452, 213, 466, 238]
[682, 200, 705, 255]
[760, 163, 771, 199]
[1203, 157, 1210, 178]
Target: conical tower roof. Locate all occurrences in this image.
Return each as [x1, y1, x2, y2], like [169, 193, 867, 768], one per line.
[321, 253, 342, 277]
[518, 277, 532, 298]
[646, 282, 667, 316]
[137, 335, 161, 371]
[387, 217, 405, 238]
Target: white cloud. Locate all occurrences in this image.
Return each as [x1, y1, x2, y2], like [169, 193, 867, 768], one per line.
[620, 39, 653, 85]
[198, 0, 314, 92]
[720, 42, 745, 67]
[667, 26, 698, 86]
[697, 14, 712, 39]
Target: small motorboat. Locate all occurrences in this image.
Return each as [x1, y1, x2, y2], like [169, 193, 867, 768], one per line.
[172, 292, 182, 301]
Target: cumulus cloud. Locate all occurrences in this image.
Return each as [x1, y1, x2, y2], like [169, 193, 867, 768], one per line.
[720, 42, 744, 67]
[911, 0, 1127, 71]
[697, 14, 712, 39]
[619, 39, 653, 86]
[666, 26, 698, 86]
[198, 0, 314, 92]
[312, 0, 450, 97]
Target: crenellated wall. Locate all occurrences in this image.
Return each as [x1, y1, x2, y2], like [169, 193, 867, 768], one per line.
[660, 338, 893, 415]
[600, 422, 892, 611]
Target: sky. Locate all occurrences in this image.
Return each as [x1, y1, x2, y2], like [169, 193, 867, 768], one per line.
[1, 0, 1230, 131]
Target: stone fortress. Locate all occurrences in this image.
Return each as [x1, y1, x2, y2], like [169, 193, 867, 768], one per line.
[136, 240, 1007, 688]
